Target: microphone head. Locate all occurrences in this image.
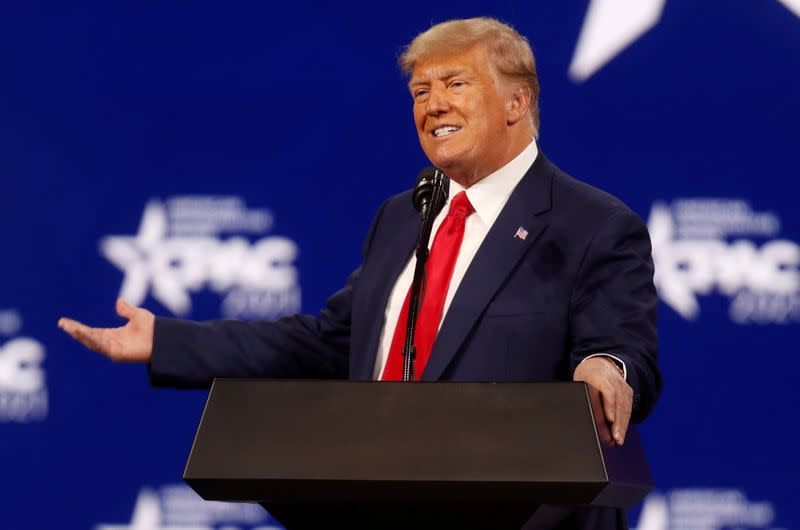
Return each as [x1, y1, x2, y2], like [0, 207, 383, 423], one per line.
[412, 166, 437, 213]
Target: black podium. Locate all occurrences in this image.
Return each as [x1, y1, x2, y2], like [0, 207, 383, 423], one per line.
[184, 380, 652, 529]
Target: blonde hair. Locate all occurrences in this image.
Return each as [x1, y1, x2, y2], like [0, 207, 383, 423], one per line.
[399, 17, 540, 136]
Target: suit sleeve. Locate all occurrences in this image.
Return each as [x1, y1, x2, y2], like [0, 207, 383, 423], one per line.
[148, 200, 388, 388]
[569, 206, 662, 422]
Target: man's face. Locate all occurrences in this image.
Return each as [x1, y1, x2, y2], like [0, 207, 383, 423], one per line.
[410, 45, 514, 184]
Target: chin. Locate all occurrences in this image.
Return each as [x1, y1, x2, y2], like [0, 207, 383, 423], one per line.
[424, 149, 459, 173]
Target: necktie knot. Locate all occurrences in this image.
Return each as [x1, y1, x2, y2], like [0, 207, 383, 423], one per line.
[449, 191, 474, 220]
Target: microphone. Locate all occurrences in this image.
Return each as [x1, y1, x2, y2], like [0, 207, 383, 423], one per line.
[401, 166, 448, 382]
[412, 167, 436, 213]
[412, 166, 448, 218]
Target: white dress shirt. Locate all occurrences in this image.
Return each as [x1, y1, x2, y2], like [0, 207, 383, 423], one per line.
[373, 140, 626, 380]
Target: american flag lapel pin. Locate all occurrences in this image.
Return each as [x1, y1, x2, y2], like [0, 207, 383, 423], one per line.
[514, 226, 529, 240]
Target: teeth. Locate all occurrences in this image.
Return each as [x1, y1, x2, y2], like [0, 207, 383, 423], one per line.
[433, 126, 461, 137]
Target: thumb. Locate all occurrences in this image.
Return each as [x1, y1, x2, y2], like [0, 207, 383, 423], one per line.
[115, 299, 138, 320]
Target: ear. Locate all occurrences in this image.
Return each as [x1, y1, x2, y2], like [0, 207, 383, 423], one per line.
[506, 83, 531, 126]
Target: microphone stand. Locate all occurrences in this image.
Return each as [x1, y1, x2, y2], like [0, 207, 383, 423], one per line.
[402, 170, 447, 382]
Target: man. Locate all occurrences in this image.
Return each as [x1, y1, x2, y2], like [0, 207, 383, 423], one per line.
[59, 17, 660, 529]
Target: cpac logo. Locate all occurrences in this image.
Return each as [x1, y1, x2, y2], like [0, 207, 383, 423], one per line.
[0, 311, 48, 422]
[633, 488, 776, 530]
[648, 199, 800, 324]
[96, 485, 280, 530]
[101, 197, 301, 318]
[570, 0, 800, 81]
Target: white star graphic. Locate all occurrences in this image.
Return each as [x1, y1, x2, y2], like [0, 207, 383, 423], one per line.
[100, 201, 196, 316]
[647, 202, 702, 320]
[569, 0, 666, 82]
[570, 0, 800, 82]
[779, 0, 800, 17]
[95, 489, 210, 530]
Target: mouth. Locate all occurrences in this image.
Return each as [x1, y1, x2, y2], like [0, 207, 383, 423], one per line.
[431, 125, 462, 138]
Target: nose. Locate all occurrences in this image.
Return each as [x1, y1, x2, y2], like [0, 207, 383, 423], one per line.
[425, 85, 450, 117]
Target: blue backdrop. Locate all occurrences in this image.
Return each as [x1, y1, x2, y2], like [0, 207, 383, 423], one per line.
[3, 2, 799, 529]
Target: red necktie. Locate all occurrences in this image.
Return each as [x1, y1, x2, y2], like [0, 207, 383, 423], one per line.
[381, 191, 475, 380]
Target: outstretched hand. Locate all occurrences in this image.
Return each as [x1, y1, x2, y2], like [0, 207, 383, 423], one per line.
[58, 299, 155, 363]
[573, 356, 633, 447]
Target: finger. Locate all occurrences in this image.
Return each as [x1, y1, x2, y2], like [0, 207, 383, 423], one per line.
[599, 385, 626, 447]
[115, 299, 137, 320]
[600, 384, 616, 425]
[58, 317, 87, 337]
[612, 387, 633, 446]
[586, 385, 613, 446]
[58, 318, 107, 354]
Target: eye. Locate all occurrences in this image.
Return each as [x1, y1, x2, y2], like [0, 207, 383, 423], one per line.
[449, 80, 466, 89]
[413, 89, 429, 101]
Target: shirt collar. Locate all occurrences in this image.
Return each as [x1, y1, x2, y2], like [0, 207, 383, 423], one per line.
[447, 139, 539, 227]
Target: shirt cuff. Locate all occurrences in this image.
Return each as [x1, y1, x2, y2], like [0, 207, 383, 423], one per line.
[581, 353, 627, 381]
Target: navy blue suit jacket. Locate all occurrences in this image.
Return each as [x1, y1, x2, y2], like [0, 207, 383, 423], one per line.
[149, 153, 661, 529]
[151, 153, 659, 418]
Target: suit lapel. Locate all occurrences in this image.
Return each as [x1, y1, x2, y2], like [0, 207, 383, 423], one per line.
[350, 202, 420, 380]
[421, 155, 554, 381]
